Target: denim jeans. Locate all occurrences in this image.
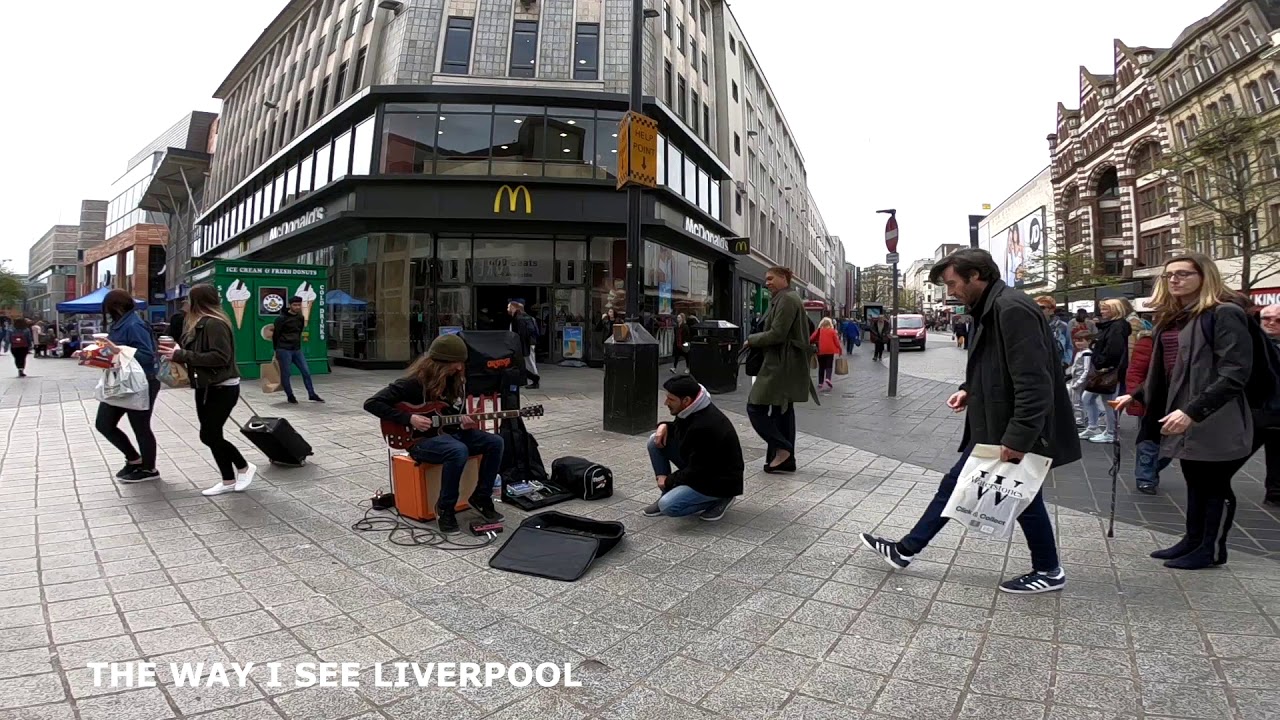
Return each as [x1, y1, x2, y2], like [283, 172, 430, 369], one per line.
[276, 349, 316, 399]
[1134, 439, 1171, 487]
[646, 434, 722, 516]
[1082, 390, 1116, 433]
[900, 446, 1061, 572]
[409, 429, 504, 508]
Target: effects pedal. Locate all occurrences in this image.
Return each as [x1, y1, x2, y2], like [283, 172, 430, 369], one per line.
[470, 520, 504, 537]
[371, 491, 396, 510]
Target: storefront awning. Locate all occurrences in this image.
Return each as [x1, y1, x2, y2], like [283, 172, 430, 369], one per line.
[139, 148, 211, 213]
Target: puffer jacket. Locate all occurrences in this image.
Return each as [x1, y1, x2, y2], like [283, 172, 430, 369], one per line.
[1124, 331, 1154, 417]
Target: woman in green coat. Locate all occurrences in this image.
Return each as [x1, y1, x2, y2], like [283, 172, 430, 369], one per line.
[746, 267, 818, 473]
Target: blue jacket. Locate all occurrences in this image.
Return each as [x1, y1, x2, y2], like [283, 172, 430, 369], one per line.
[109, 312, 157, 377]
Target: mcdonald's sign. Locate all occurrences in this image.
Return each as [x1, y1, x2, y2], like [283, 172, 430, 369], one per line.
[732, 237, 750, 256]
[493, 185, 533, 214]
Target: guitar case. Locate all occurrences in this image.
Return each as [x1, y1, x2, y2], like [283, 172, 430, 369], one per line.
[489, 512, 625, 581]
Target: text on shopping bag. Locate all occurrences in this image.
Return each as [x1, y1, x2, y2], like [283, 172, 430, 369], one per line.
[941, 444, 1052, 541]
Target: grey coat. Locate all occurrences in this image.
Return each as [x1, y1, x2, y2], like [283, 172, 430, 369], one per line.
[1136, 302, 1254, 462]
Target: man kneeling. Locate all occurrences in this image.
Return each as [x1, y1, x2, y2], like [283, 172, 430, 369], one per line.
[644, 376, 744, 521]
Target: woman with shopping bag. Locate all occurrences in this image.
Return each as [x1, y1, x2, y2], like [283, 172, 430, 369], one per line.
[810, 317, 842, 392]
[94, 289, 162, 484]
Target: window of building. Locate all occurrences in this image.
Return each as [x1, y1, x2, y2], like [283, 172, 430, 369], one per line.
[510, 20, 538, 77]
[492, 108, 544, 178]
[352, 116, 375, 175]
[1102, 250, 1124, 276]
[1186, 222, 1212, 254]
[1176, 121, 1189, 147]
[1188, 113, 1201, 136]
[1189, 54, 1203, 84]
[1137, 183, 1168, 220]
[436, 108, 493, 175]
[1242, 22, 1259, 49]
[1099, 208, 1122, 237]
[441, 17, 474, 74]
[349, 4, 360, 35]
[690, 39, 698, 72]
[1267, 206, 1280, 249]
[319, 76, 331, 115]
[335, 61, 349, 102]
[279, 112, 290, 145]
[1133, 141, 1160, 176]
[691, 90, 700, 133]
[702, 103, 710, 144]
[330, 21, 342, 52]
[303, 89, 314, 126]
[677, 76, 687, 119]
[702, 52, 708, 77]
[381, 112, 437, 173]
[1250, 81, 1267, 113]
[677, 22, 685, 54]
[735, 191, 742, 215]
[353, 47, 368, 89]
[731, 80, 738, 101]
[1223, 93, 1236, 114]
[1218, 224, 1245, 257]
[290, 100, 301, 137]
[332, 130, 352, 182]
[1207, 101, 1221, 123]
[299, 153, 314, 194]
[573, 23, 599, 80]
[315, 140, 333, 187]
[1141, 229, 1171, 267]
[1096, 167, 1120, 198]
[733, 132, 740, 155]
[1263, 138, 1280, 180]
[1203, 43, 1219, 74]
[664, 2, 672, 37]
[1267, 73, 1280, 108]
[1227, 32, 1243, 59]
[664, 61, 673, 105]
[729, 35, 736, 54]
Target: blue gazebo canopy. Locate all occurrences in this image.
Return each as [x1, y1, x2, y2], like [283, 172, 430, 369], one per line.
[325, 290, 368, 308]
[56, 287, 147, 314]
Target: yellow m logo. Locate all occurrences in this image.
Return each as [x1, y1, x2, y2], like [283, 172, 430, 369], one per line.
[493, 185, 533, 214]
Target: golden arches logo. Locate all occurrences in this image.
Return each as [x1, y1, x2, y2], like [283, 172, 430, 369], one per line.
[493, 185, 533, 214]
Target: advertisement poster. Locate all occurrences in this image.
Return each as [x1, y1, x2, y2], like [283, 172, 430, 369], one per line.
[562, 325, 584, 359]
[988, 207, 1046, 289]
[259, 287, 288, 316]
[439, 326, 463, 336]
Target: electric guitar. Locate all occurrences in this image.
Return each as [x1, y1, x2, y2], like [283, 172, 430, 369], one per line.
[381, 401, 545, 450]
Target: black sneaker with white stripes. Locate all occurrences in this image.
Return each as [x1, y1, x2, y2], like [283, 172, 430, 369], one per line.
[999, 568, 1066, 594]
[859, 533, 913, 570]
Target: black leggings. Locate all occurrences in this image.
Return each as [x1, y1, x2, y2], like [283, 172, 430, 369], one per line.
[817, 354, 835, 385]
[96, 377, 162, 469]
[12, 348, 28, 370]
[195, 385, 248, 481]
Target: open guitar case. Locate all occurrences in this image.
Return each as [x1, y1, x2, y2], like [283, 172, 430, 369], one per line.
[488, 511, 625, 582]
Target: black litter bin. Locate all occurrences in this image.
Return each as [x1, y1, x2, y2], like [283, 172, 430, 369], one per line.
[603, 321, 659, 435]
[687, 320, 740, 394]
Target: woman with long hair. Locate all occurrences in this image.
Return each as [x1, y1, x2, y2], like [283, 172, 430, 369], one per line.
[1115, 253, 1254, 569]
[810, 316, 842, 392]
[364, 334, 504, 534]
[1079, 297, 1132, 444]
[95, 289, 162, 483]
[158, 284, 256, 496]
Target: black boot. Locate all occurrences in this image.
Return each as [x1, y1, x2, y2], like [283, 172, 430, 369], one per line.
[1152, 481, 1205, 559]
[468, 491, 504, 521]
[1165, 496, 1232, 570]
[435, 504, 460, 534]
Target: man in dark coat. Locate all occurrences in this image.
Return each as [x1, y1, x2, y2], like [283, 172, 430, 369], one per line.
[861, 248, 1081, 595]
[644, 375, 744, 521]
[508, 300, 539, 389]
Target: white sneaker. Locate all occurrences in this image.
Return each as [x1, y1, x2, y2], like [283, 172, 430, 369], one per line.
[1078, 427, 1100, 439]
[202, 481, 237, 496]
[234, 463, 257, 492]
[1089, 433, 1116, 444]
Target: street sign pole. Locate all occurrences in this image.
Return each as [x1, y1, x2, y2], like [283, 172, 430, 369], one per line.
[879, 210, 900, 398]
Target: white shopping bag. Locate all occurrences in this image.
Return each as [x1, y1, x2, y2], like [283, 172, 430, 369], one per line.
[95, 346, 151, 412]
[941, 444, 1052, 541]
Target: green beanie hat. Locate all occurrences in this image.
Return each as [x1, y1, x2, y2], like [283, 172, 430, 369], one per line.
[427, 334, 468, 362]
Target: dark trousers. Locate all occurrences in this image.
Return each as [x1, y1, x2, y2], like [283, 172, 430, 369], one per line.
[900, 447, 1061, 572]
[195, 385, 248, 481]
[873, 339, 886, 360]
[409, 429, 504, 508]
[96, 376, 162, 469]
[817, 354, 835, 385]
[747, 403, 796, 460]
[844, 336, 855, 354]
[275, 349, 316, 399]
[1177, 456, 1247, 561]
[12, 348, 28, 370]
[1251, 428, 1280, 499]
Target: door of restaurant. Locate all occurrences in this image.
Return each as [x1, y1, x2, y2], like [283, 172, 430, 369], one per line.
[475, 286, 550, 358]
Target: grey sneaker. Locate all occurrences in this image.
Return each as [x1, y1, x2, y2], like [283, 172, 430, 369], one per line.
[642, 501, 663, 517]
[699, 497, 734, 522]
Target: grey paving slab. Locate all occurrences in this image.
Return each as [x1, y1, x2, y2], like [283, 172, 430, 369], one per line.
[2, 355, 1280, 719]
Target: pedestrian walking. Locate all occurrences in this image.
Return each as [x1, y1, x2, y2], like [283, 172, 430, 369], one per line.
[10, 319, 32, 378]
[1115, 253, 1254, 569]
[745, 266, 818, 474]
[95, 289, 162, 484]
[0, 316, 10, 355]
[1067, 334, 1093, 428]
[159, 283, 257, 497]
[842, 318, 860, 354]
[810, 317, 842, 392]
[671, 313, 689, 373]
[1079, 298, 1131, 444]
[861, 248, 1080, 594]
[1124, 324, 1171, 494]
[508, 300, 539, 389]
[870, 315, 890, 361]
[1253, 304, 1280, 505]
[1036, 296, 1073, 368]
[952, 317, 969, 350]
[271, 295, 325, 404]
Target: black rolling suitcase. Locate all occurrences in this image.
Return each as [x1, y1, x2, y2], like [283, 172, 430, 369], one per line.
[240, 416, 313, 466]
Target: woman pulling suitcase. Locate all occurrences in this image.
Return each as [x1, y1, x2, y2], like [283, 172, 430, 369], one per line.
[159, 283, 257, 496]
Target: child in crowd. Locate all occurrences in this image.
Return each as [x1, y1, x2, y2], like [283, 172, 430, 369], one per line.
[1066, 334, 1093, 429]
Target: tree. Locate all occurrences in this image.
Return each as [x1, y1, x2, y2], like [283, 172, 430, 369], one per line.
[1023, 222, 1127, 293]
[897, 288, 923, 313]
[857, 265, 895, 306]
[1158, 108, 1280, 291]
[0, 264, 24, 311]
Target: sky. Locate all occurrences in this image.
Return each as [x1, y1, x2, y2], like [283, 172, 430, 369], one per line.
[0, 0, 1225, 274]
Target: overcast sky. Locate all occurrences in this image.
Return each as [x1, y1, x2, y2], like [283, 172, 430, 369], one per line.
[0, 0, 1223, 274]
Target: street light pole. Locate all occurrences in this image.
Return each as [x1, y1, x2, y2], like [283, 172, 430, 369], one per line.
[623, 0, 652, 320]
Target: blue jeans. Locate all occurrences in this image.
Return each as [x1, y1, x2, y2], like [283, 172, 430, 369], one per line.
[1082, 390, 1116, 433]
[409, 429, 504, 508]
[646, 434, 722, 517]
[276, 349, 316, 398]
[900, 446, 1061, 572]
[1135, 439, 1171, 487]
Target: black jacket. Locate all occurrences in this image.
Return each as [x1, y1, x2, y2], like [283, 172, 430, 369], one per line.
[511, 311, 535, 356]
[364, 377, 465, 429]
[174, 317, 240, 389]
[1091, 317, 1130, 375]
[168, 311, 185, 345]
[661, 402, 744, 498]
[273, 311, 305, 351]
[960, 281, 1082, 468]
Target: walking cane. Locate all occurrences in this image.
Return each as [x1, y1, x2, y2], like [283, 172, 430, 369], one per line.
[1106, 398, 1122, 538]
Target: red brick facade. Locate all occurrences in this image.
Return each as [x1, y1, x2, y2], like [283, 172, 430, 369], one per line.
[83, 224, 168, 301]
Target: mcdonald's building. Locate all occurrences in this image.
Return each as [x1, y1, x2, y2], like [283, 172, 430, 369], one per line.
[193, 87, 744, 369]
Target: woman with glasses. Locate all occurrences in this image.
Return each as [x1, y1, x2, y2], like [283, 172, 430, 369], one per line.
[1115, 253, 1254, 569]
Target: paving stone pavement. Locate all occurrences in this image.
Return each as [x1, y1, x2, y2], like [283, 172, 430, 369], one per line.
[3, 353, 1280, 719]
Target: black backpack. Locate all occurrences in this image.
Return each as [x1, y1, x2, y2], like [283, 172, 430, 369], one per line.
[499, 417, 548, 486]
[1200, 310, 1280, 412]
[550, 456, 613, 501]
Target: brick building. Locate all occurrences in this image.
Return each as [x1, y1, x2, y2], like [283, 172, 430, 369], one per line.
[25, 201, 107, 324]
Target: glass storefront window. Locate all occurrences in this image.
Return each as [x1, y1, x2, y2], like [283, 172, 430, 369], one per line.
[656, 137, 665, 188]
[472, 238, 554, 284]
[684, 157, 698, 208]
[315, 141, 333, 186]
[124, 250, 134, 285]
[352, 116, 374, 175]
[437, 111, 492, 175]
[643, 240, 715, 358]
[667, 145, 683, 195]
[435, 287, 471, 330]
[546, 109, 593, 179]
[299, 154, 314, 193]
[332, 130, 352, 181]
[555, 240, 587, 284]
[595, 111, 622, 181]
[382, 112, 437, 173]
[492, 111, 544, 177]
[437, 236, 470, 283]
[285, 164, 298, 203]
[698, 169, 710, 214]
[711, 179, 721, 220]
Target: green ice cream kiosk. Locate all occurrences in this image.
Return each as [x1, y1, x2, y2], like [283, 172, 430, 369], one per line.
[186, 260, 331, 380]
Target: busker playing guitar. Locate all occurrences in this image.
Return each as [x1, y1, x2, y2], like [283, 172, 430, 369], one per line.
[364, 335, 505, 534]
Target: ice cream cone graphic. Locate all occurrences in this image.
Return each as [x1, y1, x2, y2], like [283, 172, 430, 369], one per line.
[226, 280, 251, 329]
[296, 281, 318, 327]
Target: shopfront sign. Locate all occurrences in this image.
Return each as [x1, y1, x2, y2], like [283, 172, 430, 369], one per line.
[493, 185, 533, 214]
[617, 111, 659, 190]
[683, 217, 729, 251]
[1251, 288, 1280, 306]
[268, 207, 326, 241]
[474, 257, 552, 284]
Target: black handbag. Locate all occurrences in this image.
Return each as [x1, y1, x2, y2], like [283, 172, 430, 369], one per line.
[1084, 367, 1119, 394]
[739, 345, 764, 376]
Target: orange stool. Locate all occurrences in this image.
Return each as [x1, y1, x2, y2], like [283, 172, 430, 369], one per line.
[391, 454, 484, 521]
